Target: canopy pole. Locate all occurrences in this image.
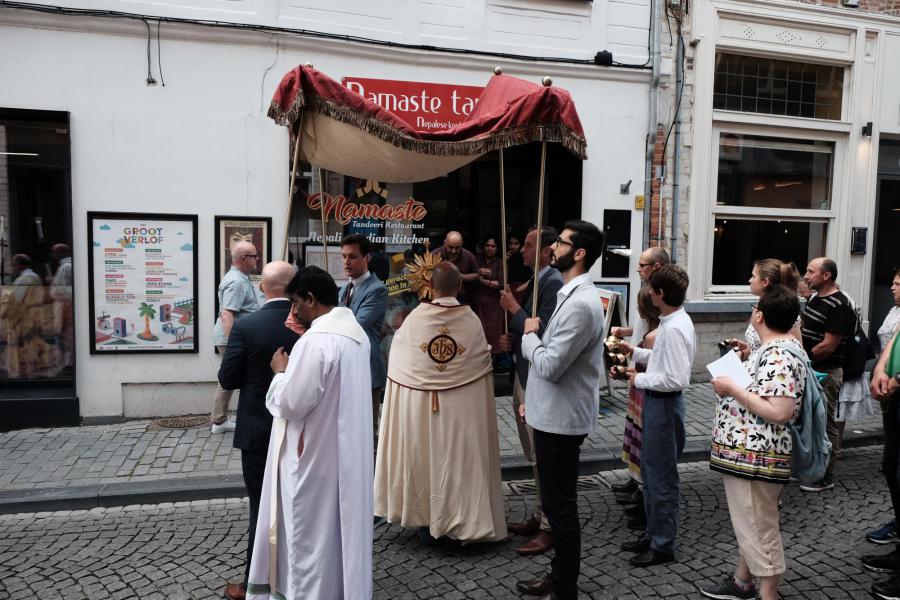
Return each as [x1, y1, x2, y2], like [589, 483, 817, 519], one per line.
[499, 148, 509, 334]
[283, 112, 303, 261]
[532, 141, 547, 319]
[318, 167, 328, 272]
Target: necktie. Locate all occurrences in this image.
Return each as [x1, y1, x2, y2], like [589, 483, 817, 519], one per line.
[344, 282, 354, 306]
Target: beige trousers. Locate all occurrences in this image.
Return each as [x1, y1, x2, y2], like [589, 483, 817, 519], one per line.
[211, 344, 235, 425]
[723, 474, 786, 577]
[513, 377, 550, 531]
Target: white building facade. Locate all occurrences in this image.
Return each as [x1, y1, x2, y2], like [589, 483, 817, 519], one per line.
[0, 0, 653, 425]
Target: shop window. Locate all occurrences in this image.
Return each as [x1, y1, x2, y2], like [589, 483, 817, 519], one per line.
[717, 134, 834, 210]
[713, 53, 844, 120]
[711, 132, 832, 287]
[0, 109, 73, 382]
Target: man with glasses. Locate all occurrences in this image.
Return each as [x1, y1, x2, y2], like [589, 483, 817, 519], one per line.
[211, 241, 261, 433]
[515, 220, 606, 600]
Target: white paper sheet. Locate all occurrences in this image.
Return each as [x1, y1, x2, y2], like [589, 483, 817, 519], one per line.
[706, 350, 753, 390]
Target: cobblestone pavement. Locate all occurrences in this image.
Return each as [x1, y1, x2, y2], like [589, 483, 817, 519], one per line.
[0, 383, 884, 492]
[0, 446, 892, 599]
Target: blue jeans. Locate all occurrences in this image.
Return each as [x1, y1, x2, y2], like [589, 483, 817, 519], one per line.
[641, 393, 685, 555]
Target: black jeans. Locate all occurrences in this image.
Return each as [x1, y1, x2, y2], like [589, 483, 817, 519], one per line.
[241, 449, 267, 585]
[534, 428, 587, 600]
[883, 400, 900, 527]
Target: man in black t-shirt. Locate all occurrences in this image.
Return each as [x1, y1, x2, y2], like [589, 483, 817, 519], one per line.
[800, 257, 854, 492]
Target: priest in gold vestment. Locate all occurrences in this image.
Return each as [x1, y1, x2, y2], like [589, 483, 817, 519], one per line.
[375, 262, 507, 543]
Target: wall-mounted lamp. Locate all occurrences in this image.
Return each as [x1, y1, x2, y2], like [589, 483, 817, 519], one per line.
[862, 121, 873, 137]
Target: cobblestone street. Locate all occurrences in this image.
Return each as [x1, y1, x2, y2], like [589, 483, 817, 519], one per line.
[0, 446, 892, 600]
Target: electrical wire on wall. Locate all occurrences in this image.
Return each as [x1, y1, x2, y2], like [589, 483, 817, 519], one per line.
[0, 0, 652, 71]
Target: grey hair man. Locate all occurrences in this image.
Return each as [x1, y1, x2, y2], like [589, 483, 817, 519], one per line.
[211, 240, 261, 433]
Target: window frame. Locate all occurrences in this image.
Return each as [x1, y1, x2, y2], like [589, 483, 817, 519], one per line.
[702, 120, 847, 296]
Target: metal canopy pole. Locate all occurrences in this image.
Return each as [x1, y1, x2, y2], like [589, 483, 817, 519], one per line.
[532, 141, 547, 318]
[499, 147, 509, 334]
[283, 112, 303, 261]
[318, 167, 328, 272]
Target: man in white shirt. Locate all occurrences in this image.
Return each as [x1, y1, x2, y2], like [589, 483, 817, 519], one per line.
[622, 264, 696, 567]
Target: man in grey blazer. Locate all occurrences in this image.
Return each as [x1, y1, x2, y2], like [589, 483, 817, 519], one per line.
[499, 226, 563, 556]
[338, 234, 388, 437]
[515, 220, 606, 600]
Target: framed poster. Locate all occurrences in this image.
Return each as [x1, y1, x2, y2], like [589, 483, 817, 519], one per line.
[87, 212, 199, 354]
[214, 216, 272, 318]
[304, 244, 347, 284]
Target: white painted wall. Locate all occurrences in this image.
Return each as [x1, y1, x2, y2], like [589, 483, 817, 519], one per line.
[0, 6, 649, 419]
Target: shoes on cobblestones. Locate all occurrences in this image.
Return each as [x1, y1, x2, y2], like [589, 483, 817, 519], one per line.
[515, 531, 554, 555]
[515, 573, 553, 595]
[211, 419, 236, 434]
[616, 490, 643, 506]
[798, 477, 834, 493]
[620, 536, 650, 553]
[628, 548, 675, 567]
[507, 515, 541, 536]
[624, 504, 645, 519]
[865, 549, 900, 574]
[697, 575, 757, 599]
[872, 576, 900, 600]
[611, 478, 638, 494]
[417, 526, 438, 546]
[223, 583, 246, 600]
[869, 519, 898, 544]
[626, 514, 647, 530]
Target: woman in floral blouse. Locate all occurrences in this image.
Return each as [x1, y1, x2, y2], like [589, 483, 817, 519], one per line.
[698, 285, 807, 600]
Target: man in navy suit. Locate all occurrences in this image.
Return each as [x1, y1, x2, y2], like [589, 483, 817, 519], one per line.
[338, 234, 389, 437]
[217, 261, 300, 600]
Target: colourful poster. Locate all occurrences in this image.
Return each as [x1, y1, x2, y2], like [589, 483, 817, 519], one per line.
[88, 213, 198, 353]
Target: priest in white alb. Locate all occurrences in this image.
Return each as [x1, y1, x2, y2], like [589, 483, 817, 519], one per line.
[375, 261, 507, 543]
[247, 266, 373, 600]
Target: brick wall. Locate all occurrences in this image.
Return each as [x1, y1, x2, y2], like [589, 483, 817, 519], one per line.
[787, 0, 900, 15]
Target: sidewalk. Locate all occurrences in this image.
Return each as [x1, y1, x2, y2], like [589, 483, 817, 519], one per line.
[0, 383, 884, 513]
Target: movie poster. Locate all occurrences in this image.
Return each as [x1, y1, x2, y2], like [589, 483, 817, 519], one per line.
[88, 212, 198, 353]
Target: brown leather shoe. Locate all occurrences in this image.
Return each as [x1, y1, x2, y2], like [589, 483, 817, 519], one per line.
[515, 530, 555, 555]
[507, 515, 541, 536]
[515, 573, 553, 595]
[224, 583, 246, 600]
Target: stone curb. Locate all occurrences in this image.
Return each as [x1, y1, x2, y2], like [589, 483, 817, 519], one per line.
[0, 432, 883, 515]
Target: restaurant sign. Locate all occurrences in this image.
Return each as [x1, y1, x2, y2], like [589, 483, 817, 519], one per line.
[342, 77, 484, 132]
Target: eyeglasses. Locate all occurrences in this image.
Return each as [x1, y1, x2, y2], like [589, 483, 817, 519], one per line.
[555, 237, 573, 247]
[751, 303, 759, 312]
[638, 262, 652, 268]
[241, 254, 259, 260]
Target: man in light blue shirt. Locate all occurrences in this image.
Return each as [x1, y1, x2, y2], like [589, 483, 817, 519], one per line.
[211, 241, 260, 433]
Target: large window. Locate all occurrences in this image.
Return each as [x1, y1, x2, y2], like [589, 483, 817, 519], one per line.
[0, 109, 73, 383]
[710, 131, 834, 288]
[714, 53, 844, 120]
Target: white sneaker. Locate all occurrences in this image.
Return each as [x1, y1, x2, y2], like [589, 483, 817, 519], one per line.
[211, 419, 236, 433]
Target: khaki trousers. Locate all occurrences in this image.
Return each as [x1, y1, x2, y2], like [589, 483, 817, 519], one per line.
[820, 367, 843, 479]
[723, 474, 786, 577]
[211, 344, 235, 425]
[513, 377, 550, 530]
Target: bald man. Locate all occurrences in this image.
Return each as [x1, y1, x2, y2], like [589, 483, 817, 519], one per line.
[375, 262, 506, 543]
[218, 261, 300, 600]
[211, 241, 262, 433]
[434, 231, 479, 303]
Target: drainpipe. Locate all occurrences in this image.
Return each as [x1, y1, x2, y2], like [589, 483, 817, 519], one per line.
[642, 0, 662, 248]
[670, 15, 684, 263]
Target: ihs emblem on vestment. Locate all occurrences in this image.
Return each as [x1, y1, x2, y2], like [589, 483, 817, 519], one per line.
[420, 325, 466, 371]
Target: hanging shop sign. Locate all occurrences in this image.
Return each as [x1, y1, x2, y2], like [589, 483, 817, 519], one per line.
[87, 212, 198, 354]
[341, 77, 484, 132]
[306, 191, 430, 245]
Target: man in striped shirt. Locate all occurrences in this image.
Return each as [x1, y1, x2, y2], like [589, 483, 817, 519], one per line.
[800, 257, 854, 493]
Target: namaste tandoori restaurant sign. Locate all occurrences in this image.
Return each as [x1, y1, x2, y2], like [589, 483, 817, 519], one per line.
[342, 77, 484, 132]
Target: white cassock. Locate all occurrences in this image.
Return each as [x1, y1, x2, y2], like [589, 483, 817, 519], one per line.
[247, 306, 373, 600]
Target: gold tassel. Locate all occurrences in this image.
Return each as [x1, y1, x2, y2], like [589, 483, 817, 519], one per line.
[431, 391, 439, 413]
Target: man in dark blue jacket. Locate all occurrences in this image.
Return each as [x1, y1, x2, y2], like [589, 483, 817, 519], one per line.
[217, 261, 300, 600]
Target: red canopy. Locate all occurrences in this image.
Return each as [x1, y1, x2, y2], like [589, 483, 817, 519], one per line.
[268, 65, 586, 183]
